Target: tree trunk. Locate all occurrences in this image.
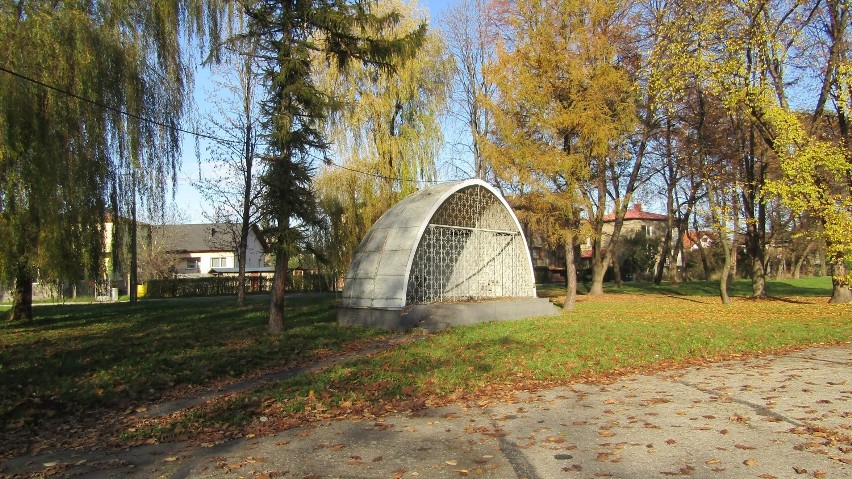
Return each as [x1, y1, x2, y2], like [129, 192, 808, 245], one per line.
[729, 230, 738, 279]
[654, 226, 672, 285]
[237, 231, 248, 307]
[790, 252, 799, 279]
[655, 118, 676, 285]
[268, 249, 290, 333]
[716, 229, 735, 305]
[10, 271, 33, 321]
[828, 254, 852, 304]
[748, 236, 768, 297]
[613, 258, 623, 288]
[589, 241, 606, 295]
[792, 241, 814, 279]
[667, 228, 687, 285]
[564, 242, 577, 311]
[695, 238, 710, 282]
[719, 244, 732, 305]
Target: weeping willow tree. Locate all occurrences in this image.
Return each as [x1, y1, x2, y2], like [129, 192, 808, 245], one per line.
[313, 0, 452, 279]
[0, 1, 228, 320]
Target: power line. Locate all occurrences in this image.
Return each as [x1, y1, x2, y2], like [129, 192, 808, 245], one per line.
[321, 158, 453, 185]
[1, 64, 466, 186]
[0, 64, 240, 144]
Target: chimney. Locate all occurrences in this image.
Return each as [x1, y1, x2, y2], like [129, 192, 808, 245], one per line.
[633, 204, 642, 212]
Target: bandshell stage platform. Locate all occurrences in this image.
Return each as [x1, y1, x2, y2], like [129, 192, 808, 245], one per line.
[338, 179, 559, 331]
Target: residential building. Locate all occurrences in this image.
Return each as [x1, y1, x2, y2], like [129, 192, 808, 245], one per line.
[147, 223, 269, 277]
[104, 221, 269, 280]
[526, 204, 672, 282]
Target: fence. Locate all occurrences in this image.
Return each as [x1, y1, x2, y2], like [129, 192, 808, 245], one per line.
[144, 273, 329, 299]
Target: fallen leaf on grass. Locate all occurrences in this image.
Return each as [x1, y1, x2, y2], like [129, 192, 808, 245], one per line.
[705, 459, 720, 465]
[735, 444, 755, 450]
[792, 466, 807, 474]
[813, 471, 826, 478]
[758, 474, 777, 479]
[445, 460, 458, 466]
[665, 439, 676, 445]
[743, 458, 757, 466]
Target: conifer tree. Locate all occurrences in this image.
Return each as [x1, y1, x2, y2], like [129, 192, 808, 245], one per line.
[242, 0, 425, 332]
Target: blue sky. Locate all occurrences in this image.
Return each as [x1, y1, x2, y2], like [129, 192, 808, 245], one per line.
[173, 0, 453, 223]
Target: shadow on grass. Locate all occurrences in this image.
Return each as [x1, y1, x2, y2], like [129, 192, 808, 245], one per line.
[0, 293, 383, 427]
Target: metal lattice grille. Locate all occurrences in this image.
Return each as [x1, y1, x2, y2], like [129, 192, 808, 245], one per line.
[406, 185, 532, 305]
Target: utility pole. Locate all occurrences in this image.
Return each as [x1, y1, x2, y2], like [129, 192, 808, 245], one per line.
[130, 169, 138, 305]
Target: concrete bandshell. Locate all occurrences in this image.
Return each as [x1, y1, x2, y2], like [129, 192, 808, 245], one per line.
[339, 179, 557, 330]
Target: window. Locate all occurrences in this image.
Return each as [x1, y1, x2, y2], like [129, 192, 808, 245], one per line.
[211, 257, 227, 268]
[186, 259, 197, 269]
[643, 225, 654, 236]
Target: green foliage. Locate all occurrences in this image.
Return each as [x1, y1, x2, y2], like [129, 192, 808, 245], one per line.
[764, 107, 852, 285]
[0, 1, 228, 314]
[245, 0, 427, 235]
[313, 0, 451, 278]
[616, 230, 661, 280]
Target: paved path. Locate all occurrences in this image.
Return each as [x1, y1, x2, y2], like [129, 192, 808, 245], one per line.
[4, 345, 850, 479]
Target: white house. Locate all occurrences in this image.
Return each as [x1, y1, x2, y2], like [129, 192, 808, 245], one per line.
[103, 221, 269, 280]
[153, 223, 269, 277]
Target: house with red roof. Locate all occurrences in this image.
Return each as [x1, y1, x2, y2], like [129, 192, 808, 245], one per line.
[527, 204, 672, 282]
[580, 204, 669, 260]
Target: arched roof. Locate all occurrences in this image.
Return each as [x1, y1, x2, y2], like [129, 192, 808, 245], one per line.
[341, 179, 536, 311]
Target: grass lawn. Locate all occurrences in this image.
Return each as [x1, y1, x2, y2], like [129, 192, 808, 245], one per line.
[137, 277, 850, 440]
[0, 294, 384, 430]
[536, 275, 836, 298]
[1, 278, 849, 446]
